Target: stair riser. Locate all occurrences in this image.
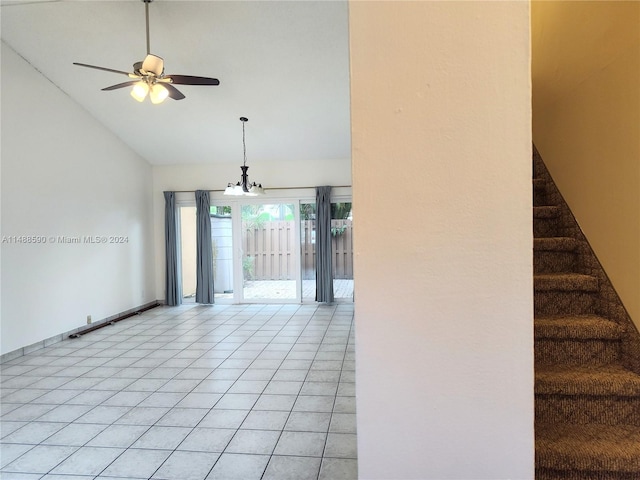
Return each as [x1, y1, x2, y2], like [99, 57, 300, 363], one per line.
[536, 395, 640, 426]
[534, 251, 579, 274]
[534, 191, 548, 206]
[535, 339, 621, 367]
[534, 218, 561, 237]
[535, 291, 596, 316]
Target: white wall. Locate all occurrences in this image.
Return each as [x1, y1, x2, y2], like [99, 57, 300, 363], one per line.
[1, 42, 156, 355]
[152, 159, 351, 300]
[349, 2, 533, 479]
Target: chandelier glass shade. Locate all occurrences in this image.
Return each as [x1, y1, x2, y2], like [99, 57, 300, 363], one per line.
[130, 80, 169, 104]
[224, 117, 265, 196]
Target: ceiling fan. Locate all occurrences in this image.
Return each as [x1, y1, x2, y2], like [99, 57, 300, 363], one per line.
[73, 0, 219, 104]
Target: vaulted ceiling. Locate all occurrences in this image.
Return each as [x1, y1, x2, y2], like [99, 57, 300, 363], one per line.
[1, 0, 351, 166]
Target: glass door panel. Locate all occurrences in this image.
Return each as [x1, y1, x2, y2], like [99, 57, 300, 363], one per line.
[179, 206, 197, 303]
[299, 201, 353, 302]
[241, 203, 298, 301]
[300, 203, 316, 301]
[331, 202, 353, 300]
[211, 205, 233, 302]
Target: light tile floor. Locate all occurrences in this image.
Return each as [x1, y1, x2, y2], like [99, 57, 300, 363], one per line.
[0, 303, 356, 479]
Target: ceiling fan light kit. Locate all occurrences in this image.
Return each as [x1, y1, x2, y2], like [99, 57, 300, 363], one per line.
[225, 117, 265, 196]
[130, 82, 149, 102]
[73, 0, 219, 104]
[150, 84, 169, 104]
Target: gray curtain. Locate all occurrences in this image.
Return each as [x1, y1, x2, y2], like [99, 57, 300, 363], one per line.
[164, 191, 182, 306]
[195, 190, 214, 304]
[316, 185, 334, 303]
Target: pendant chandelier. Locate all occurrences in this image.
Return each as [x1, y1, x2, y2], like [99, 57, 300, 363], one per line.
[224, 117, 265, 196]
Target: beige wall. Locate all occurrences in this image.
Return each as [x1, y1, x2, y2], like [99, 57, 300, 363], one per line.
[350, 2, 533, 478]
[532, 1, 640, 326]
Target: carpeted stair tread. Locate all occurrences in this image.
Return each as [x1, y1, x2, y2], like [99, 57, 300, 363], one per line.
[536, 423, 640, 473]
[534, 205, 561, 218]
[534, 273, 598, 292]
[533, 178, 546, 189]
[534, 237, 579, 252]
[536, 364, 640, 396]
[535, 316, 625, 340]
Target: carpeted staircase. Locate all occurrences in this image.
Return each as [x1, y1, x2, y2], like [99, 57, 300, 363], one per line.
[533, 147, 640, 480]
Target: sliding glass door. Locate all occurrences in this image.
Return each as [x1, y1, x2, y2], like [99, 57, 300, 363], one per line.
[239, 203, 299, 302]
[179, 190, 352, 304]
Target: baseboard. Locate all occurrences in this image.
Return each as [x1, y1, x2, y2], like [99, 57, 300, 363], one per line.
[0, 300, 161, 364]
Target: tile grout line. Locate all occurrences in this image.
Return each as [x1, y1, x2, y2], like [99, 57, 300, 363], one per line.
[154, 303, 315, 480]
[257, 304, 336, 480]
[1, 303, 355, 479]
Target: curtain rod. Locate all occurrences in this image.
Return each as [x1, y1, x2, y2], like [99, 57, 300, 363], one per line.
[171, 185, 352, 193]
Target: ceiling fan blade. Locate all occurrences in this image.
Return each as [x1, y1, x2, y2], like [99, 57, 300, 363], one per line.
[142, 54, 164, 76]
[101, 80, 140, 91]
[164, 83, 186, 100]
[73, 62, 134, 77]
[166, 75, 220, 86]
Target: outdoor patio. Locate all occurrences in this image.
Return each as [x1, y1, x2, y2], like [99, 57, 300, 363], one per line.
[185, 280, 354, 303]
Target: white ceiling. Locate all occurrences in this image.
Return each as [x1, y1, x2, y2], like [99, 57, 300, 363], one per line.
[1, 0, 351, 165]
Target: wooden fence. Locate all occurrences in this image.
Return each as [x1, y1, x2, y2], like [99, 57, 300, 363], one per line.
[243, 220, 353, 280]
